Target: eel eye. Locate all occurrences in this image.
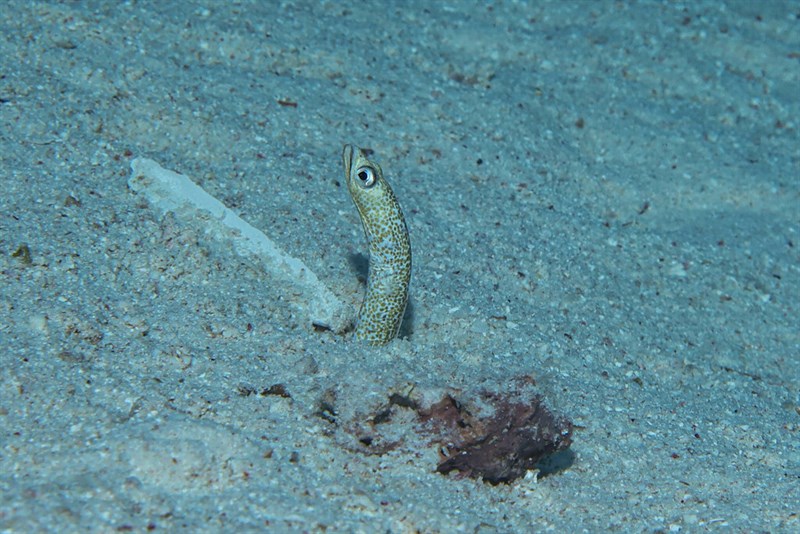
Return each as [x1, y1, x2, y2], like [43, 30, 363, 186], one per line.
[355, 166, 376, 188]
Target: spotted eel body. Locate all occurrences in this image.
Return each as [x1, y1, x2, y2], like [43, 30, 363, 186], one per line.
[343, 144, 411, 345]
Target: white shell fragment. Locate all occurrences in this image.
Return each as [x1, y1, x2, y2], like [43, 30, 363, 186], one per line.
[128, 157, 351, 334]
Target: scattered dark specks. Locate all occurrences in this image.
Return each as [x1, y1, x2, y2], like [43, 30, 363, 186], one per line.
[12, 243, 32, 265]
[54, 40, 77, 50]
[261, 384, 291, 398]
[316, 389, 338, 424]
[237, 384, 256, 396]
[64, 195, 81, 207]
[57, 350, 89, 364]
[387, 392, 419, 410]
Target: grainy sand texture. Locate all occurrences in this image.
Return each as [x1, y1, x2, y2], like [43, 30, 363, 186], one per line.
[1, 1, 798, 531]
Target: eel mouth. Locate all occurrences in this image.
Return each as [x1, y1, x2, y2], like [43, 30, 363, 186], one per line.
[342, 144, 355, 177]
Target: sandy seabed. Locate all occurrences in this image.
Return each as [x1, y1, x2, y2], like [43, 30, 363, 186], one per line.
[1, 1, 798, 532]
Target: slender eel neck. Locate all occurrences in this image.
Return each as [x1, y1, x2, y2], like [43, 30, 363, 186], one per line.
[343, 144, 412, 345]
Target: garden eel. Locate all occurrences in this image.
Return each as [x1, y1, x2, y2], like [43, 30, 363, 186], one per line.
[343, 144, 411, 345]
